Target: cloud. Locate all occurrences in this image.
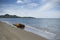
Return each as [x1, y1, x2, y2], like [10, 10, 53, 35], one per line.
[16, 0, 60, 10]
[23, 0, 31, 3]
[35, 0, 60, 12]
[16, 0, 31, 4]
[38, 3, 52, 12]
[16, 0, 23, 3]
[24, 0, 60, 18]
[0, 0, 60, 18]
[25, 3, 39, 8]
[16, 0, 40, 8]
[27, 3, 38, 7]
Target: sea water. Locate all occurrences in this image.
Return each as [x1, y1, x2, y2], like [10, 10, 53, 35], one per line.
[0, 18, 60, 40]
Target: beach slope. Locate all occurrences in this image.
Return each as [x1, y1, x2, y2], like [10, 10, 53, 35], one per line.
[0, 22, 47, 40]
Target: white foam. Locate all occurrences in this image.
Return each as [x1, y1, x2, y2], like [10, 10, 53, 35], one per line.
[0, 21, 17, 28]
[25, 25, 56, 39]
[0, 21, 56, 39]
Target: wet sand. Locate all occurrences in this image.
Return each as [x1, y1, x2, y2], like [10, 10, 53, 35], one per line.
[0, 21, 47, 40]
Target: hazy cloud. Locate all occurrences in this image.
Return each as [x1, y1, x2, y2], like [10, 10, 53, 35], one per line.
[0, 0, 60, 18]
[16, 0, 23, 3]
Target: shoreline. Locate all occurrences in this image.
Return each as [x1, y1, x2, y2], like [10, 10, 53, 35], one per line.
[0, 21, 47, 40]
[25, 25, 56, 39]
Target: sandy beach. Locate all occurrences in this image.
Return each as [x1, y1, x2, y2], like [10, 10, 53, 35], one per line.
[0, 21, 47, 40]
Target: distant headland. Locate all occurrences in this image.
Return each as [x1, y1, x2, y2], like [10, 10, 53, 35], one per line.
[0, 14, 35, 18]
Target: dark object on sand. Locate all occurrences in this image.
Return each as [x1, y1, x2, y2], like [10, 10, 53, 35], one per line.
[13, 24, 25, 29]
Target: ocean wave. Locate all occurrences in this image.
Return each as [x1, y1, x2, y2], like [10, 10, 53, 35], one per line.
[25, 25, 56, 39]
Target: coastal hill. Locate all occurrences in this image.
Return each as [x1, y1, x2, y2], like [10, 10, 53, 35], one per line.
[0, 14, 35, 18]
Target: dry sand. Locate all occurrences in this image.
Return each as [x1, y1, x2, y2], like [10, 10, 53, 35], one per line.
[0, 22, 47, 40]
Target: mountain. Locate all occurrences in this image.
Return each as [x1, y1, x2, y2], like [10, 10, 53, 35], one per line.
[0, 14, 20, 18]
[0, 14, 35, 18]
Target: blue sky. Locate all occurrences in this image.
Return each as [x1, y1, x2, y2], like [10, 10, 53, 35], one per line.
[0, 0, 60, 18]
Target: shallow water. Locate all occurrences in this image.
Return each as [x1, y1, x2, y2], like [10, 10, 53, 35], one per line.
[0, 18, 60, 40]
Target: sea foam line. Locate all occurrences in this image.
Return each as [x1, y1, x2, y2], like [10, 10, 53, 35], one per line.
[25, 25, 56, 39]
[0, 21, 17, 28]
